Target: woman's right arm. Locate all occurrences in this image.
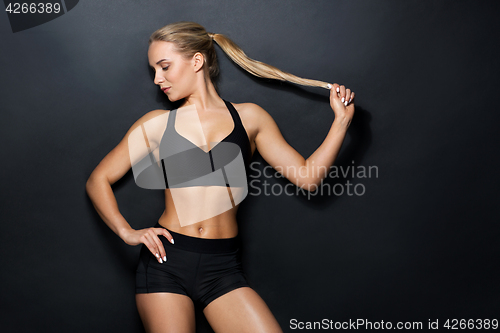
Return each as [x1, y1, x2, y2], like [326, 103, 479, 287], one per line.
[85, 109, 174, 263]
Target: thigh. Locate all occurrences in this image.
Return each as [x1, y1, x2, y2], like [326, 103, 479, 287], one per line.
[203, 287, 283, 333]
[136, 292, 196, 333]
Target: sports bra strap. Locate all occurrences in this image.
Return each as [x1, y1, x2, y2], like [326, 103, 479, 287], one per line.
[166, 107, 176, 130]
[223, 99, 242, 127]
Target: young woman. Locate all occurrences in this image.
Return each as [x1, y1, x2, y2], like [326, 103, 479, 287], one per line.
[86, 21, 355, 333]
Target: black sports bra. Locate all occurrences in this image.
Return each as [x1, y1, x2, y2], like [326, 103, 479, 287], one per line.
[134, 99, 252, 190]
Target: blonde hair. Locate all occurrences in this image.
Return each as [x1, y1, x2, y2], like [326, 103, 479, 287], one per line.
[149, 21, 330, 92]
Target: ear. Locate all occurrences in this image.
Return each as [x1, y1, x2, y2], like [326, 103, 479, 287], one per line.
[192, 52, 205, 72]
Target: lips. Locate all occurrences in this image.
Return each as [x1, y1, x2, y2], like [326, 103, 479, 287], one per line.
[162, 87, 171, 93]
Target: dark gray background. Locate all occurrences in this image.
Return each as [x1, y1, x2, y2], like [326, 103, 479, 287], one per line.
[1, 1, 499, 332]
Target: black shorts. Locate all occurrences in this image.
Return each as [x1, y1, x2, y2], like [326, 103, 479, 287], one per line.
[136, 222, 251, 309]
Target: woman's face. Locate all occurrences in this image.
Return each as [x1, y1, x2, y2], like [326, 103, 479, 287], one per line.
[148, 41, 199, 101]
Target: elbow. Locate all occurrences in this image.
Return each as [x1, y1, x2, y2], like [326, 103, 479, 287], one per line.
[298, 160, 322, 192]
[298, 179, 320, 192]
[85, 173, 104, 195]
[85, 175, 95, 195]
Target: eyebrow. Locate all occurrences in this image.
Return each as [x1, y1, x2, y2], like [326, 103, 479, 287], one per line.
[150, 58, 171, 68]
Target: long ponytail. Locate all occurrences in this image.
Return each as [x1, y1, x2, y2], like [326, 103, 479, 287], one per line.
[149, 22, 331, 91]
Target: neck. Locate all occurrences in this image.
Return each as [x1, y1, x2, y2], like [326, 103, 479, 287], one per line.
[180, 76, 224, 112]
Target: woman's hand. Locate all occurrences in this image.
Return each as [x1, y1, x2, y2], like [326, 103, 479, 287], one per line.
[328, 83, 355, 129]
[121, 227, 174, 264]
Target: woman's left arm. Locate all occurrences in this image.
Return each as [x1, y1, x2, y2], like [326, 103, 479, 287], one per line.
[253, 83, 355, 191]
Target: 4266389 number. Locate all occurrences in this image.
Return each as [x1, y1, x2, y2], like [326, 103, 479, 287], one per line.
[5, 2, 62, 14]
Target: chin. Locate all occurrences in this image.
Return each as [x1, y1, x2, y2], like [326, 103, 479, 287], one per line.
[170, 93, 189, 103]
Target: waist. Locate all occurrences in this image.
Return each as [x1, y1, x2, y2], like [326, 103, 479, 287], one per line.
[154, 221, 240, 253]
[162, 188, 242, 230]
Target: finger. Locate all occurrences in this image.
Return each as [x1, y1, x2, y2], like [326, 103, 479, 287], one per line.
[148, 229, 166, 263]
[339, 85, 346, 105]
[349, 92, 355, 103]
[160, 229, 175, 245]
[142, 233, 161, 263]
[345, 88, 351, 105]
[145, 232, 162, 263]
[148, 228, 166, 264]
[330, 83, 340, 101]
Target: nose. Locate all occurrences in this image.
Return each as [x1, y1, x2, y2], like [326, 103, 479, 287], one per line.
[154, 72, 164, 85]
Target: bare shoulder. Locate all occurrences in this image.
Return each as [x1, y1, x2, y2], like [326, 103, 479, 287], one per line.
[231, 102, 269, 118]
[124, 109, 170, 148]
[133, 109, 170, 127]
[129, 109, 170, 140]
[231, 102, 275, 132]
